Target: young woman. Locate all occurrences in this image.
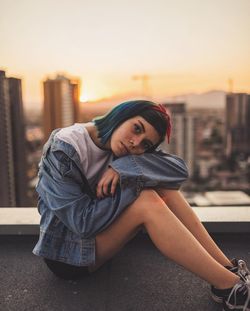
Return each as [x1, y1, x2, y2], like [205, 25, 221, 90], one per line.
[33, 100, 250, 311]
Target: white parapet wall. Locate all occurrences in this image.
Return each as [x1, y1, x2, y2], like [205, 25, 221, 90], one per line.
[0, 206, 250, 235]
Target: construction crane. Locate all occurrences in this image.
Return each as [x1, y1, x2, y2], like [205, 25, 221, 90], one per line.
[132, 73, 177, 98]
[228, 78, 234, 93]
[132, 74, 151, 98]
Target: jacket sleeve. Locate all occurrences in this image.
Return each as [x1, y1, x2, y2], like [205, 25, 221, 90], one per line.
[36, 148, 140, 239]
[37, 143, 188, 238]
[110, 149, 189, 190]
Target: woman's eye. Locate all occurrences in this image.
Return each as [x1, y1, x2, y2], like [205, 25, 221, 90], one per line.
[134, 124, 141, 133]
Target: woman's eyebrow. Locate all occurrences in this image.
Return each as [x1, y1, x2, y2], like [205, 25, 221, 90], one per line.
[138, 120, 145, 132]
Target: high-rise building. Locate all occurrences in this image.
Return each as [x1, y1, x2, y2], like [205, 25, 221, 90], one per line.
[0, 70, 28, 206]
[225, 93, 250, 157]
[161, 103, 196, 177]
[43, 75, 81, 141]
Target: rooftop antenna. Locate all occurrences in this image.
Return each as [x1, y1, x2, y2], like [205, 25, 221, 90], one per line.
[228, 78, 234, 93]
[132, 74, 151, 98]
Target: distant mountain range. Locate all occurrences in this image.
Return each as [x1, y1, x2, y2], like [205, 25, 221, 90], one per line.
[78, 90, 228, 122]
[24, 90, 228, 120]
[81, 90, 227, 114]
[163, 90, 226, 110]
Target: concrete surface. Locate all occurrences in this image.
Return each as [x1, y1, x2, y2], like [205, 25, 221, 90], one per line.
[1, 233, 250, 311]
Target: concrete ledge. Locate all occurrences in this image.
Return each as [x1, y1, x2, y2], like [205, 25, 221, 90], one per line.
[0, 206, 250, 235]
[203, 222, 250, 233]
[0, 208, 40, 235]
[0, 208, 40, 224]
[193, 206, 250, 222]
[194, 206, 250, 233]
[0, 224, 39, 235]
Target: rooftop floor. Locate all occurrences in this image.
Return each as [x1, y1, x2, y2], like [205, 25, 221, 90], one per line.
[1, 233, 250, 311]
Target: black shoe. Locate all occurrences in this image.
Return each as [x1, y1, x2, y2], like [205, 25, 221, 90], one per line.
[237, 259, 250, 281]
[222, 279, 250, 311]
[211, 258, 250, 303]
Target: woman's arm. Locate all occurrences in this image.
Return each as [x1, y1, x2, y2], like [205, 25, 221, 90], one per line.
[110, 150, 189, 190]
[37, 149, 140, 239]
[37, 143, 188, 238]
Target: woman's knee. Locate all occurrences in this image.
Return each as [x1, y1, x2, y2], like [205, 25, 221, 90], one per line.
[155, 189, 179, 202]
[129, 189, 167, 220]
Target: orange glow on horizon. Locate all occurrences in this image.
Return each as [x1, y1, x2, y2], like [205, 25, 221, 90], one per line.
[79, 84, 120, 103]
[79, 91, 103, 103]
[80, 94, 90, 103]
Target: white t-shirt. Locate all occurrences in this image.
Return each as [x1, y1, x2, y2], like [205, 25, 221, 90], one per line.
[55, 123, 114, 188]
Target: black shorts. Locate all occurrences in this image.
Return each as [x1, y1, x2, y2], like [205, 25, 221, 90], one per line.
[44, 258, 91, 280]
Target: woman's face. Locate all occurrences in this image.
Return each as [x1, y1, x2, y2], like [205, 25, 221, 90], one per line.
[109, 116, 161, 157]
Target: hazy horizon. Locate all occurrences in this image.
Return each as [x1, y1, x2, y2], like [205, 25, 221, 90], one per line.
[24, 89, 227, 118]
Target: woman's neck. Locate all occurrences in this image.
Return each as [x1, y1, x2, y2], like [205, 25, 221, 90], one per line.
[85, 123, 110, 150]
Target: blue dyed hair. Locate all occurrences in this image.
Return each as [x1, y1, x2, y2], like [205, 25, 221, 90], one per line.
[93, 100, 171, 151]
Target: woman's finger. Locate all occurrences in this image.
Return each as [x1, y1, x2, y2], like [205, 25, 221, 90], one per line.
[96, 176, 112, 198]
[102, 180, 110, 196]
[96, 169, 119, 198]
[110, 175, 119, 196]
[96, 179, 105, 198]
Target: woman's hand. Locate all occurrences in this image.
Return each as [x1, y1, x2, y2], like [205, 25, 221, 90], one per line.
[96, 167, 120, 199]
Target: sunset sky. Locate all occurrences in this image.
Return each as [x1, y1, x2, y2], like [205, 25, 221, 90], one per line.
[1, 0, 250, 109]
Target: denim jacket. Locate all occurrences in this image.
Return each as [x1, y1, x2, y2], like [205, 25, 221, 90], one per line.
[33, 128, 189, 266]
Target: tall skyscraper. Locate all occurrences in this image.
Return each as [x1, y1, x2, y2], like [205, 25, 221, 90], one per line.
[43, 75, 81, 141]
[161, 103, 196, 177]
[225, 93, 250, 157]
[0, 70, 28, 207]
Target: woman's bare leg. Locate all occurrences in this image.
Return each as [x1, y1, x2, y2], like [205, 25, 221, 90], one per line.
[89, 190, 239, 290]
[156, 189, 232, 267]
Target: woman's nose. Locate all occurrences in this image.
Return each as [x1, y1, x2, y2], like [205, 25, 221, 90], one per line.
[130, 136, 142, 147]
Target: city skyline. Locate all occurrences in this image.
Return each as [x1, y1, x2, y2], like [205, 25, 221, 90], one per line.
[1, 0, 250, 108]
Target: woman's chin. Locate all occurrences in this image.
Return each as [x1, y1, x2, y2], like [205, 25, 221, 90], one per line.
[112, 148, 121, 157]
[112, 148, 125, 158]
